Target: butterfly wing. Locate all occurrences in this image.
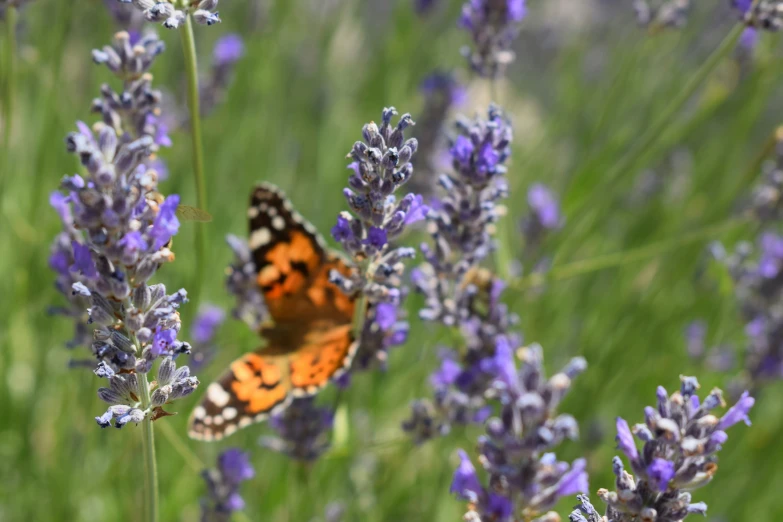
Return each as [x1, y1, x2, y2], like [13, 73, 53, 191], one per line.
[188, 351, 291, 441]
[188, 324, 357, 441]
[188, 184, 360, 441]
[248, 183, 330, 323]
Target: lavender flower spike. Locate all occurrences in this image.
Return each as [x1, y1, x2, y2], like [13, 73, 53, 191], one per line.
[50, 33, 198, 428]
[459, 0, 526, 77]
[189, 304, 226, 371]
[330, 107, 424, 370]
[116, 0, 221, 29]
[201, 448, 255, 521]
[404, 105, 515, 442]
[451, 345, 589, 521]
[259, 398, 334, 461]
[596, 376, 754, 521]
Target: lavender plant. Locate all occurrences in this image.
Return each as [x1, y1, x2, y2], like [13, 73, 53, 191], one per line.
[260, 397, 335, 461]
[591, 376, 754, 521]
[450, 344, 589, 521]
[49, 31, 198, 522]
[737, 0, 783, 32]
[459, 0, 526, 78]
[200, 33, 244, 117]
[115, 0, 223, 304]
[221, 107, 425, 461]
[118, 0, 221, 29]
[330, 106, 426, 369]
[708, 130, 783, 387]
[201, 448, 255, 522]
[403, 104, 514, 440]
[521, 183, 563, 252]
[189, 303, 226, 371]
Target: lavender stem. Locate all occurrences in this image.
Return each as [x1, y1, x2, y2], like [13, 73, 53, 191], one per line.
[133, 330, 159, 522]
[179, 13, 208, 303]
[2, 5, 17, 197]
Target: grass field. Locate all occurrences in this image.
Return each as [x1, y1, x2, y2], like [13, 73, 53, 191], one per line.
[2, 0, 783, 520]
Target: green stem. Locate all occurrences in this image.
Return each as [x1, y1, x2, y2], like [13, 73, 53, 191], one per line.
[138, 371, 160, 522]
[179, 14, 207, 303]
[512, 217, 750, 291]
[2, 6, 17, 199]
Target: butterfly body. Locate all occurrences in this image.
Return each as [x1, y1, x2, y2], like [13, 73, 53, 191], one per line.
[188, 184, 358, 441]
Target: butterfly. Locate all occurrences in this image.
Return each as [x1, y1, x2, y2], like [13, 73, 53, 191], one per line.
[188, 183, 359, 441]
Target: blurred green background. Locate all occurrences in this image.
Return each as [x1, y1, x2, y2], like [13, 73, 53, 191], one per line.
[2, 0, 783, 520]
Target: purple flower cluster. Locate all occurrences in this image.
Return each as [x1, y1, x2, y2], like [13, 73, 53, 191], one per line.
[632, 0, 691, 29]
[404, 105, 515, 440]
[49, 33, 198, 428]
[712, 134, 783, 385]
[521, 183, 562, 251]
[91, 31, 170, 145]
[449, 344, 589, 521]
[736, 0, 783, 32]
[595, 376, 754, 521]
[459, 0, 526, 77]
[189, 304, 226, 370]
[682, 321, 736, 375]
[259, 397, 335, 461]
[330, 107, 426, 369]
[117, 0, 221, 29]
[201, 448, 255, 521]
[200, 34, 245, 117]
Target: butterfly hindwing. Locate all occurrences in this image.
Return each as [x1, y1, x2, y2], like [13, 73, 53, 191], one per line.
[188, 352, 291, 441]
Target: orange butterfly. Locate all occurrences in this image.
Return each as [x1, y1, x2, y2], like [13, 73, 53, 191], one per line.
[188, 184, 358, 441]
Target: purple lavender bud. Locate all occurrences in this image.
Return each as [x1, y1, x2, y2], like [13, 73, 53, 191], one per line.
[615, 417, 638, 462]
[557, 459, 589, 497]
[191, 305, 225, 344]
[646, 458, 675, 492]
[364, 226, 388, 250]
[718, 391, 755, 429]
[450, 450, 483, 500]
[331, 214, 354, 242]
[219, 448, 255, 484]
[527, 183, 561, 229]
[213, 33, 244, 65]
[201, 448, 254, 519]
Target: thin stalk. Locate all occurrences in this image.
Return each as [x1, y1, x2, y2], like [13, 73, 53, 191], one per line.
[2, 5, 18, 199]
[138, 370, 160, 522]
[511, 217, 750, 291]
[179, 14, 207, 303]
[741, 125, 782, 186]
